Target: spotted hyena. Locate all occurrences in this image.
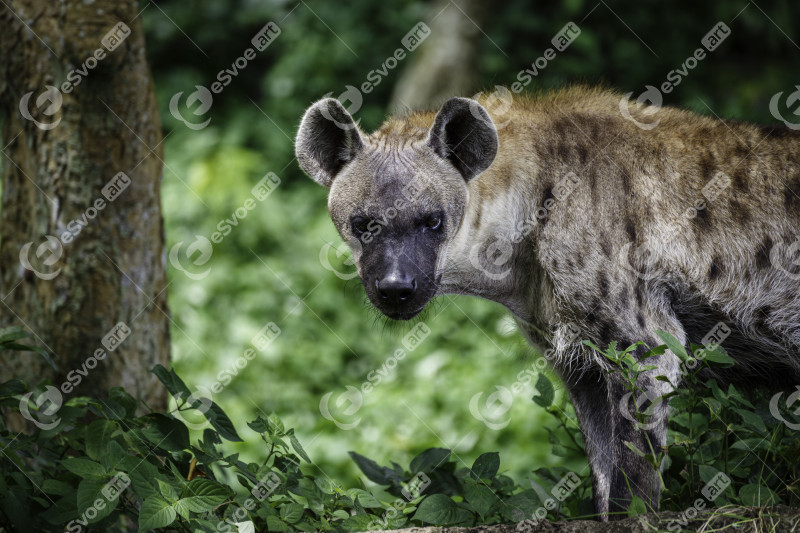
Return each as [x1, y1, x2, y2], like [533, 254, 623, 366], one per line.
[294, 86, 800, 518]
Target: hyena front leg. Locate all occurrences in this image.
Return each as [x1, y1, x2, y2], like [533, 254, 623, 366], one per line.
[606, 347, 682, 517]
[562, 367, 615, 519]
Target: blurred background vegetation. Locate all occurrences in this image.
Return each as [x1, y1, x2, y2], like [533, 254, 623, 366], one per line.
[143, 0, 800, 489]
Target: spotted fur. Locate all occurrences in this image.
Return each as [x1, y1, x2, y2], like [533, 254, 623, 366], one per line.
[296, 86, 800, 519]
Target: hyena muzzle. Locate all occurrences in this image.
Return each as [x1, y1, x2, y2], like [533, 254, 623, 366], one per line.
[295, 86, 800, 519]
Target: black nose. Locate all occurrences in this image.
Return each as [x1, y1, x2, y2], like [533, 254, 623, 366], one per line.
[376, 276, 417, 303]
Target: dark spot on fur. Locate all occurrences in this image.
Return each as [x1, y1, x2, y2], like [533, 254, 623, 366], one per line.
[567, 259, 574, 269]
[636, 313, 646, 329]
[708, 257, 721, 280]
[635, 283, 644, 307]
[699, 153, 715, 182]
[556, 143, 570, 161]
[755, 236, 773, 269]
[760, 124, 800, 139]
[728, 199, 751, 225]
[620, 169, 632, 197]
[576, 254, 585, 269]
[600, 233, 612, 258]
[577, 144, 588, 165]
[691, 207, 712, 232]
[785, 176, 800, 214]
[539, 185, 554, 228]
[732, 166, 749, 193]
[553, 258, 559, 269]
[472, 202, 482, 230]
[598, 322, 613, 344]
[624, 218, 637, 242]
[619, 287, 629, 310]
[598, 272, 609, 297]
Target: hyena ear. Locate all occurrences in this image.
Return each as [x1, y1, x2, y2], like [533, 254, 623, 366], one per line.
[295, 98, 365, 188]
[427, 97, 498, 181]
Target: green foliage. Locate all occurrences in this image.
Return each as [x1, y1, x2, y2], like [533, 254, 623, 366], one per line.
[3, 333, 800, 530]
[586, 334, 800, 514]
[0, 366, 587, 531]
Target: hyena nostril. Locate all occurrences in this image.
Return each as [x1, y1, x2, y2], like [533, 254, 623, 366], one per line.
[376, 276, 417, 302]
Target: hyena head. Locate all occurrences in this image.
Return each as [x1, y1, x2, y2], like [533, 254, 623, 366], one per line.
[295, 97, 498, 320]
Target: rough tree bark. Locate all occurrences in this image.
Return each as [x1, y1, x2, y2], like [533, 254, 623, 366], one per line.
[0, 0, 169, 410]
[389, 0, 493, 111]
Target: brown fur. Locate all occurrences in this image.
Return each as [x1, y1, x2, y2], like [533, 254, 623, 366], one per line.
[296, 86, 800, 519]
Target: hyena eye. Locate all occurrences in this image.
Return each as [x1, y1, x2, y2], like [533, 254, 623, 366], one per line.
[423, 214, 442, 231]
[351, 217, 371, 235]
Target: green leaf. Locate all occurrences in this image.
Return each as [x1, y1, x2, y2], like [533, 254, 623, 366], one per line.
[85, 420, 118, 462]
[655, 330, 690, 362]
[280, 502, 305, 523]
[203, 401, 243, 442]
[177, 478, 231, 513]
[340, 514, 380, 531]
[247, 416, 269, 433]
[61, 457, 107, 479]
[41, 479, 74, 496]
[288, 429, 312, 463]
[412, 494, 473, 526]
[698, 465, 723, 485]
[627, 495, 648, 517]
[346, 489, 383, 508]
[499, 490, 538, 522]
[76, 477, 118, 524]
[733, 408, 768, 433]
[533, 374, 554, 408]
[138, 496, 177, 532]
[409, 448, 451, 474]
[141, 413, 190, 451]
[108, 387, 138, 417]
[349, 452, 400, 485]
[470, 452, 500, 480]
[739, 484, 778, 506]
[151, 365, 191, 398]
[266, 515, 289, 531]
[0, 379, 26, 398]
[128, 460, 160, 499]
[158, 478, 180, 502]
[0, 327, 29, 344]
[464, 482, 498, 518]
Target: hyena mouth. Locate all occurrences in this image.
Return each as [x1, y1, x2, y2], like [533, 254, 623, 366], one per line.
[380, 305, 427, 321]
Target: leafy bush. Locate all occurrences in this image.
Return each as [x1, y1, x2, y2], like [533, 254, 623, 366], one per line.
[3, 328, 799, 531]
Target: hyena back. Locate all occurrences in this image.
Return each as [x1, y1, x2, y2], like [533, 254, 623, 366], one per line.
[295, 86, 800, 519]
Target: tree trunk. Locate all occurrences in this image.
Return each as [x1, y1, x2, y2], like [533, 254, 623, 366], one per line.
[0, 0, 169, 410]
[389, 0, 492, 111]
